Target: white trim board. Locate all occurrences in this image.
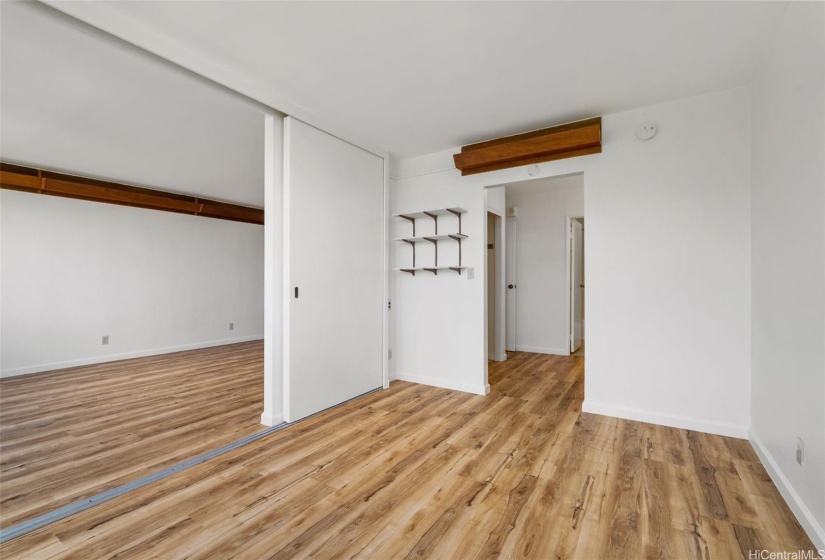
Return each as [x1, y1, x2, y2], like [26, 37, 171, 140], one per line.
[394, 372, 490, 396]
[749, 432, 825, 551]
[515, 345, 570, 356]
[0, 335, 264, 378]
[582, 400, 749, 439]
[259, 412, 284, 427]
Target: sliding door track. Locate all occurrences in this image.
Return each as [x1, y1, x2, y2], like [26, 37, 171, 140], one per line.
[0, 387, 381, 543]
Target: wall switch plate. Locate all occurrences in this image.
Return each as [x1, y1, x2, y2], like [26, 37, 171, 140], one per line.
[796, 437, 804, 465]
[101, 335, 109, 345]
[468, 268, 475, 280]
[229, 322, 234, 331]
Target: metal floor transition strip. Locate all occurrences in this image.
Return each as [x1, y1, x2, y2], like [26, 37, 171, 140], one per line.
[0, 387, 381, 543]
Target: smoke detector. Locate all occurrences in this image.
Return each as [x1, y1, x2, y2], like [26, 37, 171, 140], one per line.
[636, 123, 657, 140]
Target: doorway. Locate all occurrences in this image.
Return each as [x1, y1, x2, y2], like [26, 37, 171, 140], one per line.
[502, 174, 583, 356]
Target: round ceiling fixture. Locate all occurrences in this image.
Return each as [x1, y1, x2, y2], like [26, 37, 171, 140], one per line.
[636, 123, 657, 141]
[527, 165, 540, 176]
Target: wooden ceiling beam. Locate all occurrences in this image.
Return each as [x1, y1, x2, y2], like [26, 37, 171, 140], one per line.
[0, 162, 264, 225]
[453, 117, 602, 176]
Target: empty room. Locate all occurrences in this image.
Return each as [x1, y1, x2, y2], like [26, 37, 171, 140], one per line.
[0, 1, 823, 559]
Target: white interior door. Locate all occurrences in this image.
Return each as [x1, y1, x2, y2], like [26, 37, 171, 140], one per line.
[284, 117, 384, 422]
[570, 219, 584, 352]
[505, 218, 517, 351]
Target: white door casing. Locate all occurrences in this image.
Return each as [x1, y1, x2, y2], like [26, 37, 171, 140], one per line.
[505, 217, 517, 352]
[570, 219, 584, 353]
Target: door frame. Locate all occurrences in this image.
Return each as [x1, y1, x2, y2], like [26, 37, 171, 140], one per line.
[281, 116, 389, 424]
[505, 216, 517, 352]
[486, 208, 506, 362]
[566, 215, 584, 355]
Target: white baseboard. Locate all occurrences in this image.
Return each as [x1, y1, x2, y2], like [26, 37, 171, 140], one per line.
[0, 335, 264, 378]
[749, 431, 825, 551]
[260, 411, 284, 427]
[488, 353, 507, 362]
[515, 345, 570, 356]
[394, 371, 489, 396]
[581, 400, 749, 439]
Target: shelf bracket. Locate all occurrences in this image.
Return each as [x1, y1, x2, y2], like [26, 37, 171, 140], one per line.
[424, 237, 438, 267]
[449, 267, 463, 275]
[401, 268, 416, 276]
[403, 239, 416, 267]
[399, 215, 416, 236]
[423, 211, 438, 235]
[423, 268, 438, 275]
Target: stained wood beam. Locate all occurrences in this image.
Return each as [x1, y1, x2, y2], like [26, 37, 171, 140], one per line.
[453, 117, 602, 176]
[0, 162, 263, 225]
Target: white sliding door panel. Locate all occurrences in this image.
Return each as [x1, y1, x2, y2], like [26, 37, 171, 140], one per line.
[284, 117, 384, 422]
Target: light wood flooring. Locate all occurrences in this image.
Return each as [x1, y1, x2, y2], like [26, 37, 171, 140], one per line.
[0, 350, 816, 558]
[0, 341, 264, 529]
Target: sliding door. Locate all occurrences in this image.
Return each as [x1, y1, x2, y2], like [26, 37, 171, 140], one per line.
[284, 117, 384, 422]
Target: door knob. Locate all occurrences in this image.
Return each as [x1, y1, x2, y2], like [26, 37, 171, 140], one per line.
[508, 284, 514, 289]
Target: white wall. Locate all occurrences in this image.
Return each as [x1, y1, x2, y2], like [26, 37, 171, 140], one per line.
[392, 157, 489, 394]
[391, 85, 752, 437]
[0, 190, 264, 377]
[505, 175, 583, 355]
[750, 2, 825, 549]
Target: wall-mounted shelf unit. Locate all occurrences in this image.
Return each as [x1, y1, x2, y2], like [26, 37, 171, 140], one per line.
[393, 207, 467, 275]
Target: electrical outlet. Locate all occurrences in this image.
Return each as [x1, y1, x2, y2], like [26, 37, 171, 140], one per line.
[229, 322, 234, 331]
[796, 437, 804, 465]
[388, 348, 392, 359]
[101, 335, 109, 345]
[468, 267, 475, 280]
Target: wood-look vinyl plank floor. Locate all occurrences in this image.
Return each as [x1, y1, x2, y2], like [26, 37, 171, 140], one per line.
[0, 350, 816, 559]
[0, 341, 264, 529]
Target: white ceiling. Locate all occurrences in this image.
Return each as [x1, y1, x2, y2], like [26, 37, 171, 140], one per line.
[0, 1, 265, 207]
[44, 0, 788, 158]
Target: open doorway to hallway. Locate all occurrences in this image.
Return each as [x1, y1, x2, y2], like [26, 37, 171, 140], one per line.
[502, 173, 584, 358]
